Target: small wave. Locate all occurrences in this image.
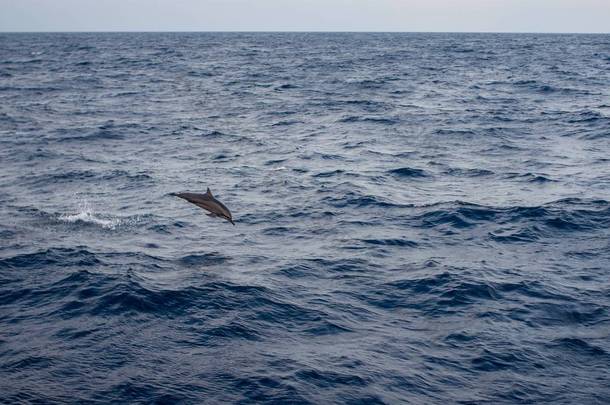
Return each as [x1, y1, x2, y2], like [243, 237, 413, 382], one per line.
[444, 167, 494, 177]
[489, 226, 541, 243]
[294, 368, 368, 388]
[1, 355, 54, 372]
[512, 80, 593, 95]
[274, 83, 299, 90]
[212, 153, 233, 161]
[264, 159, 286, 165]
[0, 248, 100, 271]
[361, 239, 418, 247]
[337, 115, 361, 123]
[278, 258, 372, 279]
[34, 271, 271, 320]
[471, 349, 529, 372]
[505, 172, 556, 183]
[28, 169, 153, 186]
[313, 169, 345, 178]
[262, 226, 292, 236]
[448, 47, 475, 53]
[187, 70, 214, 77]
[304, 321, 352, 336]
[178, 252, 228, 266]
[415, 207, 481, 229]
[434, 128, 477, 137]
[412, 199, 610, 234]
[567, 110, 608, 124]
[200, 130, 227, 138]
[579, 131, 610, 140]
[322, 192, 406, 209]
[271, 120, 302, 127]
[546, 338, 608, 357]
[362, 116, 399, 125]
[338, 115, 399, 125]
[346, 78, 388, 88]
[58, 129, 124, 142]
[300, 152, 345, 161]
[361, 271, 502, 314]
[524, 302, 606, 327]
[388, 167, 428, 178]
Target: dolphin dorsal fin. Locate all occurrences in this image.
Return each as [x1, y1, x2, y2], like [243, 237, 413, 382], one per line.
[206, 187, 213, 197]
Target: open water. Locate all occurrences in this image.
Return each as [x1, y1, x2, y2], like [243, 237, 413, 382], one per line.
[1, 32, 609, 404]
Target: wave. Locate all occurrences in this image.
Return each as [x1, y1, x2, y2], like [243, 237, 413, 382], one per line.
[361, 238, 418, 247]
[411, 199, 610, 236]
[546, 338, 608, 357]
[56, 129, 124, 142]
[489, 226, 542, 243]
[271, 120, 303, 127]
[357, 271, 503, 314]
[321, 192, 408, 209]
[504, 172, 556, 183]
[338, 115, 399, 125]
[276, 258, 372, 280]
[354, 268, 600, 328]
[178, 252, 229, 267]
[348, 78, 388, 88]
[434, 129, 477, 137]
[274, 83, 299, 90]
[0, 248, 101, 270]
[443, 167, 494, 177]
[566, 110, 608, 124]
[512, 80, 595, 95]
[313, 169, 346, 178]
[27, 270, 328, 340]
[388, 167, 428, 178]
[26, 169, 153, 187]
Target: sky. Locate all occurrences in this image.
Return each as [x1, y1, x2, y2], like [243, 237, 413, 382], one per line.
[0, 0, 609, 33]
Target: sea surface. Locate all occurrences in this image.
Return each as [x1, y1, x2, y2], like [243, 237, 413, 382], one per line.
[1, 32, 609, 404]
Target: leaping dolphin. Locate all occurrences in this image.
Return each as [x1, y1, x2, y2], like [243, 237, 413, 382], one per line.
[172, 188, 235, 225]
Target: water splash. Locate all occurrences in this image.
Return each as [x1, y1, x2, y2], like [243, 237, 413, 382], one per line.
[58, 200, 121, 230]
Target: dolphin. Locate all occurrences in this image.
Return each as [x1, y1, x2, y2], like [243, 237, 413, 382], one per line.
[172, 188, 235, 225]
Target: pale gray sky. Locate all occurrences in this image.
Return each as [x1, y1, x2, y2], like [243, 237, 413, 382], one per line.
[0, 0, 608, 33]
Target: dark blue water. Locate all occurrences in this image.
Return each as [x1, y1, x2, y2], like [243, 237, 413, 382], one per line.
[1, 32, 609, 404]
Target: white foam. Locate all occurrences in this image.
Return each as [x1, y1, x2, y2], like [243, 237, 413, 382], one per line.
[58, 200, 121, 230]
[59, 211, 120, 229]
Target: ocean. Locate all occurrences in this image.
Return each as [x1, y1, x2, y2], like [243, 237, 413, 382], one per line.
[0, 32, 609, 404]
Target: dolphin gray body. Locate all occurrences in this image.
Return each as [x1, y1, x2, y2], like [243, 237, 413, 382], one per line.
[172, 188, 235, 225]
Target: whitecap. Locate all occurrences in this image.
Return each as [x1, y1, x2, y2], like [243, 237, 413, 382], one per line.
[58, 211, 120, 230]
[57, 200, 122, 230]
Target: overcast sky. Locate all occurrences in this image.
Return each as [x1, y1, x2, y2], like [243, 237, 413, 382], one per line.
[0, 0, 608, 33]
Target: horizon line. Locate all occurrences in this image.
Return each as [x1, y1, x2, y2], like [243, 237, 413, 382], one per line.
[1, 30, 609, 35]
